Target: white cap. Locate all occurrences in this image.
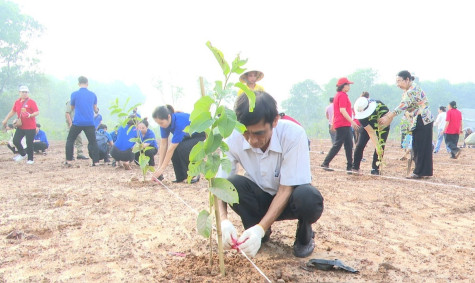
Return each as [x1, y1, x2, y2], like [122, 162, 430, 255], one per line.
[19, 86, 29, 92]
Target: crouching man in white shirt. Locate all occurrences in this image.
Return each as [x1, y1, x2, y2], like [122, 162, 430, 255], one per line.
[217, 91, 324, 258]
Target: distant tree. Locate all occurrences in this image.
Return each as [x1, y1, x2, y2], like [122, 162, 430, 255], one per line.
[282, 79, 326, 137]
[0, 0, 43, 94]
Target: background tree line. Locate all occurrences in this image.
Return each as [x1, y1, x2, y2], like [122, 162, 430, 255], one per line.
[2, 0, 473, 142]
[1, 0, 145, 140]
[281, 68, 475, 140]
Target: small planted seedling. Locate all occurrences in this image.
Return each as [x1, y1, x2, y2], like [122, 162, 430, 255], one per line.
[371, 103, 389, 173]
[185, 41, 256, 276]
[109, 98, 155, 181]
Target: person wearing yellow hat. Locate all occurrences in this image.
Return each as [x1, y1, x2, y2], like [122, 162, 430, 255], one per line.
[237, 70, 265, 96]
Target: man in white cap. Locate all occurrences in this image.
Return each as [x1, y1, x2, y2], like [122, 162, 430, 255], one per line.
[237, 70, 265, 96]
[352, 97, 390, 175]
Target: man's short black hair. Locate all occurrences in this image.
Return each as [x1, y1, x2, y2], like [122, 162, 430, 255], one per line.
[235, 91, 278, 126]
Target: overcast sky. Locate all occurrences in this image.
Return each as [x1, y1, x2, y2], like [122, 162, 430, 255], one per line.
[13, 0, 475, 114]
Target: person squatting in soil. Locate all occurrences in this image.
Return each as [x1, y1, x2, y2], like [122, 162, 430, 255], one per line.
[151, 105, 205, 183]
[321, 77, 360, 173]
[33, 123, 49, 155]
[134, 118, 158, 166]
[217, 91, 324, 258]
[444, 101, 463, 159]
[110, 116, 138, 170]
[379, 70, 434, 179]
[351, 97, 390, 175]
[2, 85, 40, 164]
[95, 124, 113, 164]
[64, 76, 100, 166]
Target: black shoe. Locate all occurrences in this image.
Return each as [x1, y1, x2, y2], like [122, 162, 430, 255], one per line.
[346, 167, 353, 175]
[454, 149, 462, 159]
[293, 238, 315, 258]
[371, 169, 380, 175]
[262, 227, 272, 243]
[293, 221, 315, 258]
[172, 179, 185, 183]
[190, 175, 200, 184]
[77, 155, 89, 160]
[63, 161, 72, 168]
[320, 163, 334, 171]
[111, 160, 116, 167]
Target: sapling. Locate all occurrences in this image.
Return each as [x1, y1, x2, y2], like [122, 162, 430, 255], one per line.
[109, 98, 155, 181]
[371, 103, 389, 173]
[185, 41, 256, 276]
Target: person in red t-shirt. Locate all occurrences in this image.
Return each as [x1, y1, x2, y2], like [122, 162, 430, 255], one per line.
[321, 78, 360, 172]
[1, 86, 40, 164]
[444, 101, 463, 159]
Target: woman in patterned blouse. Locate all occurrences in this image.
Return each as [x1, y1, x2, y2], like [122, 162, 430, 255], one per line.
[379, 70, 434, 179]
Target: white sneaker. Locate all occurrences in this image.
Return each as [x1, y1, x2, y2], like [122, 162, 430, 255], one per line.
[26, 160, 34, 165]
[13, 155, 25, 162]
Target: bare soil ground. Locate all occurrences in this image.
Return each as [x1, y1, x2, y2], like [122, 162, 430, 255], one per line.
[0, 139, 473, 282]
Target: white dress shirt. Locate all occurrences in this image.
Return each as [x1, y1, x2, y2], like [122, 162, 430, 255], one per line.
[217, 119, 311, 195]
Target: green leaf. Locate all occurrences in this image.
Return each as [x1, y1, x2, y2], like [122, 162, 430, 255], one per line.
[132, 143, 141, 153]
[234, 82, 256, 111]
[204, 133, 223, 154]
[190, 95, 214, 121]
[197, 210, 212, 238]
[235, 121, 246, 134]
[187, 160, 204, 178]
[219, 141, 229, 152]
[220, 158, 232, 174]
[210, 178, 239, 204]
[189, 112, 215, 133]
[204, 154, 220, 179]
[189, 141, 205, 162]
[206, 41, 230, 76]
[217, 108, 237, 138]
[231, 54, 248, 75]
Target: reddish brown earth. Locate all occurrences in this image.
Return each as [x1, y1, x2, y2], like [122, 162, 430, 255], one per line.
[0, 139, 473, 282]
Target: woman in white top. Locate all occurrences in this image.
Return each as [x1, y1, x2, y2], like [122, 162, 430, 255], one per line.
[433, 106, 448, 153]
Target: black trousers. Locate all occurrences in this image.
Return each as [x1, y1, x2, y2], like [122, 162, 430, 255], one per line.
[33, 142, 48, 152]
[445, 134, 460, 157]
[227, 175, 324, 244]
[66, 125, 99, 163]
[353, 126, 390, 171]
[13, 128, 35, 161]
[412, 115, 433, 176]
[172, 133, 206, 182]
[323, 126, 353, 170]
[110, 145, 134, 162]
[135, 147, 158, 166]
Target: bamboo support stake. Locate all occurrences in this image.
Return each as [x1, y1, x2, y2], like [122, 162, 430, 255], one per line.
[214, 195, 225, 276]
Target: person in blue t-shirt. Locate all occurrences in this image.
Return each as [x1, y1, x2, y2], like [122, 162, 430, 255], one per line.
[109, 125, 118, 142]
[134, 118, 158, 166]
[64, 76, 100, 166]
[151, 105, 205, 183]
[96, 124, 113, 163]
[132, 107, 141, 118]
[33, 123, 49, 155]
[110, 116, 138, 170]
[93, 108, 102, 130]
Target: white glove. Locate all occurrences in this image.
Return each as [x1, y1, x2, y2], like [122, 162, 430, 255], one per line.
[237, 224, 265, 257]
[220, 219, 237, 250]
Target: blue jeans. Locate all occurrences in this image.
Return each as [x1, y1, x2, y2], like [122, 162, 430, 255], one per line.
[434, 129, 450, 153]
